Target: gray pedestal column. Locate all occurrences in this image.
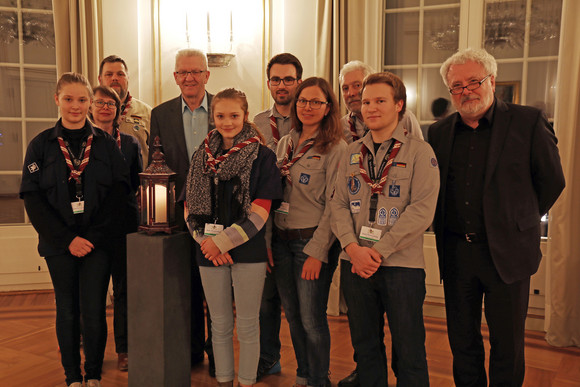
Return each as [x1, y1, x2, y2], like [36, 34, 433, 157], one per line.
[127, 231, 191, 387]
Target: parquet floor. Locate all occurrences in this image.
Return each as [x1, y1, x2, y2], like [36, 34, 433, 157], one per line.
[0, 291, 579, 386]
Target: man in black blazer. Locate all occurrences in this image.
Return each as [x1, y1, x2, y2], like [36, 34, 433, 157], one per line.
[150, 48, 215, 375]
[428, 48, 565, 386]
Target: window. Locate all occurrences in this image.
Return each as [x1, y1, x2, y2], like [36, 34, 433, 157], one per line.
[0, 0, 57, 224]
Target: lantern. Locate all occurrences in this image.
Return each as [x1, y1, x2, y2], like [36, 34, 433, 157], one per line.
[138, 136, 178, 234]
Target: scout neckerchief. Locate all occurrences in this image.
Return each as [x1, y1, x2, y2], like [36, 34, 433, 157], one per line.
[113, 127, 121, 149]
[204, 129, 261, 175]
[279, 137, 315, 184]
[359, 139, 401, 223]
[57, 134, 93, 184]
[120, 93, 132, 119]
[269, 115, 281, 146]
[348, 112, 360, 141]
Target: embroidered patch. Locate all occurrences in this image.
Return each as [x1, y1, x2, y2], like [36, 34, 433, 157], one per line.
[430, 157, 438, 168]
[27, 162, 39, 173]
[350, 153, 361, 165]
[299, 173, 311, 185]
[350, 200, 361, 214]
[377, 207, 387, 226]
[389, 184, 400, 197]
[348, 176, 361, 195]
[388, 207, 400, 226]
[307, 155, 321, 160]
[392, 162, 406, 168]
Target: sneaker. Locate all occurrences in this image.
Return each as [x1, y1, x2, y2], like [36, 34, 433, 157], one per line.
[256, 358, 281, 380]
[86, 379, 101, 387]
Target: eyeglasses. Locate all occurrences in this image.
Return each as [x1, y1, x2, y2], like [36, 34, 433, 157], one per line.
[269, 77, 297, 86]
[296, 98, 329, 110]
[449, 74, 492, 95]
[175, 70, 206, 79]
[94, 100, 117, 109]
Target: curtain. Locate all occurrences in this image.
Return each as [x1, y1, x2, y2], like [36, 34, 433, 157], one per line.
[545, 0, 580, 348]
[52, 0, 102, 84]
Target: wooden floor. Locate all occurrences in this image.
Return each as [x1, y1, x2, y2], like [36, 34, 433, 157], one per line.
[1, 291, 579, 387]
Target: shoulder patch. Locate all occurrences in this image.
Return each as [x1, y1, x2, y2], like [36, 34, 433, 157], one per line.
[350, 153, 361, 165]
[430, 157, 438, 168]
[27, 162, 39, 173]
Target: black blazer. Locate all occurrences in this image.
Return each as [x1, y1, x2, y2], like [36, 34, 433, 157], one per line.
[149, 92, 215, 227]
[428, 99, 565, 284]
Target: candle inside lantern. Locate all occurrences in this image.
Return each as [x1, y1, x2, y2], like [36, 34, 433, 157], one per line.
[154, 183, 167, 223]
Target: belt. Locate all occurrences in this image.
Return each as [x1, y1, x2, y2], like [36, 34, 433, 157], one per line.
[275, 226, 317, 241]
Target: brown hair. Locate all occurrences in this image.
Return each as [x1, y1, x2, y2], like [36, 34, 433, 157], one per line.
[362, 72, 407, 121]
[99, 55, 128, 76]
[91, 85, 122, 127]
[267, 53, 303, 80]
[290, 77, 342, 154]
[210, 88, 265, 144]
[55, 72, 93, 99]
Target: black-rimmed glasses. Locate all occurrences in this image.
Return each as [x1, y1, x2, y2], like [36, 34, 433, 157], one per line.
[269, 77, 297, 86]
[296, 98, 329, 109]
[449, 74, 492, 95]
[94, 100, 117, 109]
[175, 70, 206, 79]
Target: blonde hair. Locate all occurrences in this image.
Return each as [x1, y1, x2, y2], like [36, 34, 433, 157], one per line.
[55, 72, 93, 99]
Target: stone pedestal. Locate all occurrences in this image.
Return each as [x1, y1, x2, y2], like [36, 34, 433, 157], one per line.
[127, 231, 191, 387]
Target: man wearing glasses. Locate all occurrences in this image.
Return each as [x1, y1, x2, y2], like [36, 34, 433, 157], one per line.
[99, 55, 152, 168]
[428, 48, 565, 386]
[149, 48, 215, 376]
[252, 53, 302, 380]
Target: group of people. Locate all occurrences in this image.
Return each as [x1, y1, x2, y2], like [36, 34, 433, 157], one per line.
[20, 46, 564, 387]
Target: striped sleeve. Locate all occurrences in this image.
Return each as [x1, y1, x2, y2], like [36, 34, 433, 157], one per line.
[212, 198, 272, 253]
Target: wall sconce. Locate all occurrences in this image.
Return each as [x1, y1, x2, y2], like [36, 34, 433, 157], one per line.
[138, 136, 178, 235]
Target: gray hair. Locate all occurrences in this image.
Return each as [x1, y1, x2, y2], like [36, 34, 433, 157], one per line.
[440, 48, 497, 87]
[175, 48, 208, 71]
[339, 60, 374, 85]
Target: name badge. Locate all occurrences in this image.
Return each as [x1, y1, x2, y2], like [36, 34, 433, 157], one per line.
[71, 201, 85, 214]
[359, 226, 382, 242]
[204, 223, 224, 236]
[275, 201, 290, 214]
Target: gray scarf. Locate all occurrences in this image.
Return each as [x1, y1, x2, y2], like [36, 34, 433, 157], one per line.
[186, 123, 260, 234]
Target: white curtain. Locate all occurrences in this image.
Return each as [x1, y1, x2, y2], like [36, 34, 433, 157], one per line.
[545, 0, 580, 348]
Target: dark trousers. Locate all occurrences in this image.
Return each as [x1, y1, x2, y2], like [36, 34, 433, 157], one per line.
[107, 237, 128, 354]
[341, 261, 429, 387]
[45, 249, 110, 385]
[443, 232, 530, 387]
[259, 268, 282, 363]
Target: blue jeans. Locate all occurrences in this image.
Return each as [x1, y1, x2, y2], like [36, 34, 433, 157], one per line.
[272, 235, 338, 387]
[45, 249, 110, 385]
[341, 261, 429, 387]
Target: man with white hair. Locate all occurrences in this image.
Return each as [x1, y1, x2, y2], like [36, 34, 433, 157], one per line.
[429, 48, 564, 386]
[150, 48, 215, 376]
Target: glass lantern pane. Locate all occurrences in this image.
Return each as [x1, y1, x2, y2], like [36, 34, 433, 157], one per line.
[0, 66, 22, 117]
[154, 183, 168, 223]
[483, 0, 526, 59]
[385, 12, 419, 66]
[24, 68, 58, 118]
[22, 12, 56, 64]
[526, 61, 557, 119]
[0, 11, 19, 63]
[0, 121, 23, 170]
[423, 8, 460, 64]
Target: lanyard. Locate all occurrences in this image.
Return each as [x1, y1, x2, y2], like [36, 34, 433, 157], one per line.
[57, 135, 93, 199]
[359, 140, 401, 223]
[279, 137, 315, 184]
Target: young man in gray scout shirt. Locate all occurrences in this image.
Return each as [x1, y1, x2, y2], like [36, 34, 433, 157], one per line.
[331, 72, 439, 386]
[339, 60, 423, 144]
[252, 53, 302, 380]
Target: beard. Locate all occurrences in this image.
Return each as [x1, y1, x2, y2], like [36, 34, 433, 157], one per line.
[454, 93, 493, 117]
[273, 93, 292, 106]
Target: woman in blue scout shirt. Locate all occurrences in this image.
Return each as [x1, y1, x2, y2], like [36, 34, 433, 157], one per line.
[272, 77, 347, 387]
[19, 73, 129, 387]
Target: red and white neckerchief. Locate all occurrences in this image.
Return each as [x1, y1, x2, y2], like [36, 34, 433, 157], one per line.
[112, 127, 122, 149]
[204, 129, 261, 173]
[348, 113, 360, 141]
[358, 139, 402, 194]
[120, 93, 133, 119]
[57, 134, 94, 184]
[269, 115, 281, 146]
[279, 137, 315, 184]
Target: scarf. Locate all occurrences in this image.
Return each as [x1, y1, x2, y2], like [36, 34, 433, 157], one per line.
[186, 123, 261, 234]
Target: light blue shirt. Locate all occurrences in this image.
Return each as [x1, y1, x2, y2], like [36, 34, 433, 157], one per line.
[182, 93, 209, 161]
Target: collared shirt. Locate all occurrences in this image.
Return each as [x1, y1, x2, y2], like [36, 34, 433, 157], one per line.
[444, 101, 496, 234]
[341, 110, 424, 144]
[253, 105, 293, 151]
[182, 93, 209, 161]
[331, 122, 440, 268]
[118, 96, 151, 168]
